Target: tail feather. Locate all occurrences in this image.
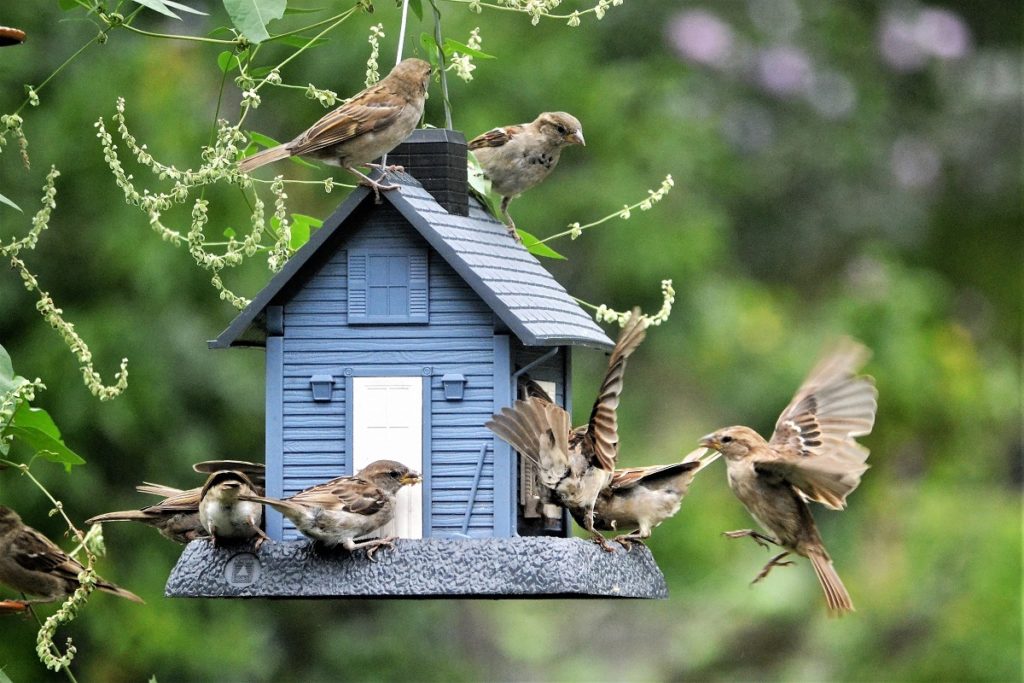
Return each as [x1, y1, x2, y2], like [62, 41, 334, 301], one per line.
[238, 144, 292, 173]
[808, 549, 854, 615]
[486, 398, 571, 489]
[97, 581, 144, 604]
[237, 493, 307, 524]
[86, 510, 152, 525]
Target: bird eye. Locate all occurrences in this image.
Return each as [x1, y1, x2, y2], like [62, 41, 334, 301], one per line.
[390, 470, 401, 478]
[720, 435, 733, 443]
[556, 124, 567, 135]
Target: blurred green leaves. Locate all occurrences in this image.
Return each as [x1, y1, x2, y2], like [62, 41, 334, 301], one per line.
[222, 0, 285, 43]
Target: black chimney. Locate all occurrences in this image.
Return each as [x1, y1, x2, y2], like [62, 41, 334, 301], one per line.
[386, 128, 469, 217]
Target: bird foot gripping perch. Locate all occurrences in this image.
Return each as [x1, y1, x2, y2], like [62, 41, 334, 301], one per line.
[722, 528, 777, 550]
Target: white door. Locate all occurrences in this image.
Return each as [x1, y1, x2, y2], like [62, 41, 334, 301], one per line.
[352, 376, 423, 539]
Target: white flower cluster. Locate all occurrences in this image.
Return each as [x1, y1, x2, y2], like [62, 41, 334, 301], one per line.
[448, 28, 483, 82]
[590, 279, 676, 328]
[1, 113, 30, 168]
[365, 23, 385, 87]
[639, 173, 674, 210]
[305, 84, 338, 108]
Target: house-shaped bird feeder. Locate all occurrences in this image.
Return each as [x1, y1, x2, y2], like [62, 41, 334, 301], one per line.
[165, 130, 668, 599]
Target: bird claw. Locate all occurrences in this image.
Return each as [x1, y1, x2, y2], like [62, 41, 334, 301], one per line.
[589, 532, 617, 553]
[723, 529, 776, 550]
[751, 552, 794, 585]
[362, 536, 397, 562]
[613, 534, 645, 551]
[506, 224, 523, 243]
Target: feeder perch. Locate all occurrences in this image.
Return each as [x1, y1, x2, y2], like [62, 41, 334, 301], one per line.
[167, 129, 668, 599]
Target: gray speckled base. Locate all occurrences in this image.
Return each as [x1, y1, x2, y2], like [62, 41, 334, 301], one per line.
[164, 537, 668, 599]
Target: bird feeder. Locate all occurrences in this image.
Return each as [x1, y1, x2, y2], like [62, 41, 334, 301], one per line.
[165, 129, 668, 599]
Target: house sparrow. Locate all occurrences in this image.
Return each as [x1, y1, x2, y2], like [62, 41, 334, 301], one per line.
[0, 506, 143, 603]
[87, 460, 265, 544]
[487, 309, 647, 551]
[238, 58, 432, 199]
[468, 112, 585, 241]
[238, 460, 421, 560]
[700, 338, 878, 614]
[198, 470, 267, 547]
[578, 446, 721, 549]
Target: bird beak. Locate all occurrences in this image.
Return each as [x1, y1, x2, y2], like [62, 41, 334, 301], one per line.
[571, 129, 585, 146]
[400, 472, 422, 486]
[699, 434, 719, 450]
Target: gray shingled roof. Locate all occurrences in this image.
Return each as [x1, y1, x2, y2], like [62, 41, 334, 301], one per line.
[210, 172, 614, 350]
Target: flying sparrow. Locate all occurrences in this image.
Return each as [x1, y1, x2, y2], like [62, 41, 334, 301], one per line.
[487, 308, 647, 551]
[87, 460, 265, 544]
[468, 111, 585, 241]
[579, 446, 721, 549]
[238, 460, 421, 560]
[700, 338, 878, 614]
[0, 506, 143, 603]
[198, 470, 267, 547]
[238, 58, 432, 199]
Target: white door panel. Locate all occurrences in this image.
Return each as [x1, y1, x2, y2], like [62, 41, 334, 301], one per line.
[352, 376, 423, 539]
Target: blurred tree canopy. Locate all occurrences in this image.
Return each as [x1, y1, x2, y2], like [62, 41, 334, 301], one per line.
[0, 0, 1020, 680]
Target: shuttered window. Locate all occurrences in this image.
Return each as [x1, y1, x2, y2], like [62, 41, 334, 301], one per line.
[348, 248, 429, 324]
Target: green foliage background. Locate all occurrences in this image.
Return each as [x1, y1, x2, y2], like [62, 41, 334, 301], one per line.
[0, 1, 1020, 680]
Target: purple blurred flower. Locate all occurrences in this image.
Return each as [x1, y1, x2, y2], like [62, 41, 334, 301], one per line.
[757, 45, 813, 96]
[891, 136, 941, 189]
[667, 10, 735, 68]
[880, 7, 972, 72]
[808, 70, 857, 119]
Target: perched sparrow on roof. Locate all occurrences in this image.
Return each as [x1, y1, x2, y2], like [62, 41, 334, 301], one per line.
[198, 470, 267, 547]
[700, 338, 878, 615]
[238, 58, 432, 199]
[487, 309, 647, 551]
[87, 460, 265, 544]
[468, 112, 585, 242]
[578, 446, 721, 549]
[0, 506, 143, 603]
[239, 460, 421, 560]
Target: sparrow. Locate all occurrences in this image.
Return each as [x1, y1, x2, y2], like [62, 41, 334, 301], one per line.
[577, 446, 721, 549]
[238, 460, 421, 560]
[238, 58, 433, 199]
[86, 460, 266, 544]
[198, 470, 267, 547]
[700, 338, 878, 615]
[0, 506, 143, 604]
[468, 112, 585, 241]
[487, 308, 648, 551]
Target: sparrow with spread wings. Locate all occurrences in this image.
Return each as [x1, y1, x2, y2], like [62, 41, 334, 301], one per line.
[700, 338, 877, 614]
[487, 309, 647, 551]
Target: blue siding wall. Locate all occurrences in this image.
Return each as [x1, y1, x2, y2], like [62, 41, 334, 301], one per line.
[273, 204, 500, 540]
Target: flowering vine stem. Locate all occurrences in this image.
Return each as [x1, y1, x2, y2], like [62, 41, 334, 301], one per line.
[442, 0, 624, 25]
[538, 174, 674, 244]
[429, 0, 455, 128]
[574, 279, 676, 327]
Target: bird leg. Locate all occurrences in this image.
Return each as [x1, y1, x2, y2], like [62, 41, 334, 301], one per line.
[584, 508, 616, 553]
[253, 525, 270, 550]
[345, 535, 398, 562]
[612, 531, 648, 551]
[751, 551, 794, 585]
[345, 164, 399, 203]
[723, 529, 778, 550]
[365, 162, 406, 173]
[499, 196, 522, 243]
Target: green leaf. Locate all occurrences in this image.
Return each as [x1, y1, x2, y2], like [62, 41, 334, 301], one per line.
[8, 404, 85, 470]
[419, 32, 440, 68]
[129, 0, 181, 19]
[283, 5, 326, 14]
[222, 0, 286, 44]
[58, 0, 81, 11]
[223, 227, 237, 239]
[0, 192, 21, 213]
[163, 0, 208, 15]
[519, 230, 566, 260]
[0, 343, 28, 398]
[290, 222, 309, 250]
[288, 156, 320, 170]
[292, 213, 323, 229]
[442, 38, 495, 60]
[408, 0, 423, 21]
[217, 50, 241, 73]
[249, 131, 281, 148]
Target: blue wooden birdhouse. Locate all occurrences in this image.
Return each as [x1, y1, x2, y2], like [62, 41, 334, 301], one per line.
[166, 130, 668, 598]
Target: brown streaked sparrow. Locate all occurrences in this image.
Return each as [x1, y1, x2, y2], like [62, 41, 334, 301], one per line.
[700, 337, 878, 615]
[239, 58, 432, 199]
[468, 112, 585, 241]
[0, 506, 143, 603]
[198, 470, 267, 547]
[578, 446, 721, 549]
[238, 460, 421, 560]
[487, 309, 647, 551]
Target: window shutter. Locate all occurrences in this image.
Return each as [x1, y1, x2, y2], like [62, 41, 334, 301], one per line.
[408, 251, 429, 322]
[348, 251, 368, 323]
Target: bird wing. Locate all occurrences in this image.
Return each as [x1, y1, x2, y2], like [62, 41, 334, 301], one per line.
[287, 84, 408, 156]
[581, 308, 648, 472]
[764, 338, 878, 509]
[486, 397, 570, 490]
[11, 527, 84, 581]
[290, 477, 389, 516]
[136, 484, 202, 512]
[467, 124, 524, 150]
[609, 448, 718, 490]
[193, 460, 266, 487]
